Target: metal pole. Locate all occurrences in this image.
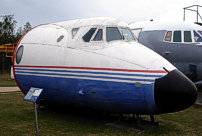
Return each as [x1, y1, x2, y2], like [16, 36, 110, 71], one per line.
[184, 8, 185, 21]
[150, 114, 154, 125]
[197, 5, 199, 23]
[136, 114, 141, 127]
[34, 103, 39, 136]
[3, 53, 4, 74]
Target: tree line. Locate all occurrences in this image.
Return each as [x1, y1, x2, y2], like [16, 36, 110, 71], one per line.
[0, 15, 32, 73]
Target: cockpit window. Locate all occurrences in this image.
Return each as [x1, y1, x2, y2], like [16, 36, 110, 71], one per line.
[184, 31, 192, 42]
[173, 31, 181, 42]
[198, 31, 202, 36]
[120, 28, 135, 40]
[93, 29, 102, 41]
[164, 31, 172, 41]
[72, 28, 79, 38]
[106, 27, 123, 42]
[194, 31, 202, 42]
[82, 28, 96, 42]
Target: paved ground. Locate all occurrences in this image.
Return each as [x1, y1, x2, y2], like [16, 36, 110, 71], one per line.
[0, 87, 20, 92]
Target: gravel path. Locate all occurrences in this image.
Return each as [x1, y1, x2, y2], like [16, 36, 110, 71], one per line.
[0, 87, 20, 92]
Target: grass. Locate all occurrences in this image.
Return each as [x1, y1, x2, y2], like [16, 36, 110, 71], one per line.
[1, 74, 202, 135]
[0, 91, 202, 136]
[0, 73, 17, 87]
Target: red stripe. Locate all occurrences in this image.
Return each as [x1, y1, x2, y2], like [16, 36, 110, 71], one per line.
[15, 65, 167, 73]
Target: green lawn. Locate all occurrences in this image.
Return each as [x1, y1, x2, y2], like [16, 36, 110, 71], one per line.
[0, 91, 202, 136]
[0, 73, 17, 87]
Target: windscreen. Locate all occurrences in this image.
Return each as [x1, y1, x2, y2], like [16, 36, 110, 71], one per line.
[82, 28, 96, 42]
[184, 31, 192, 42]
[106, 27, 123, 42]
[93, 29, 102, 41]
[194, 31, 202, 42]
[120, 28, 135, 40]
[173, 31, 181, 42]
[198, 31, 202, 36]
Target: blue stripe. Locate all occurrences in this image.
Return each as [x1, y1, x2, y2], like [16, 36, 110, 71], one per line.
[15, 71, 155, 82]
[15, 68, 163, 78]
[16, 74, 158, 114]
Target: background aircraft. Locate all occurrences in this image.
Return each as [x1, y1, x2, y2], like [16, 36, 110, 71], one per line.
[129, 21, 202, 89]
[13, 17, 197, 117]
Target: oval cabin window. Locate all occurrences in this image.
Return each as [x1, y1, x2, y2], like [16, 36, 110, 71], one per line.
[16, 45, 24, 64]
[57, 35, 64, 42]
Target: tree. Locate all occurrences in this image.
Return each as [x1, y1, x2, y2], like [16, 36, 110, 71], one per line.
[0, 15, 17, 73]
[23, 22, 32, 34]
[0, 15, 17, 45]
[16, 27, 23, 41]
[0, 15, 32, 73]
[15, 22, 32, 42]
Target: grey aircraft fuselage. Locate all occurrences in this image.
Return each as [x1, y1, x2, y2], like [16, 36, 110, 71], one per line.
[129, 21, 202, 87]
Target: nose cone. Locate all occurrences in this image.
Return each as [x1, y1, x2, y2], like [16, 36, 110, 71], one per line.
[154, 69, 198, 113]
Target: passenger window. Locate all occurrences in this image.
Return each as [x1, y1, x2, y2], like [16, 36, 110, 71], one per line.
[93, 29, 102, 41]
[72, 28, 79, 38]
[173, 31, 181, 42]
[164, 31, 172, 41]
[184, 31, 192, 42]
[194, 31, 202, 42]
[82, 28, 96, 42]
[106, 27, 123, 42]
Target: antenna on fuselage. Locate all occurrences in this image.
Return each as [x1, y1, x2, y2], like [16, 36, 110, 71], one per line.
[163, 67, 170, 73]
[183, 5, 202, 23]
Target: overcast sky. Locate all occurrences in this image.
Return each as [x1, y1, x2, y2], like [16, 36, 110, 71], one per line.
[1, 0, 202, 30]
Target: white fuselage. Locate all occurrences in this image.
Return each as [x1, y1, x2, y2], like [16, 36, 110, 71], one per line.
[13, 17, 197, 115]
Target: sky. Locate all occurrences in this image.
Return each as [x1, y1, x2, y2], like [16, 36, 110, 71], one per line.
[1, 0, 202, 30]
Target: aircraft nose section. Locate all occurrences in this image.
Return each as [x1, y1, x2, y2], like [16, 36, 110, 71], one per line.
[154, 69, 198, 113]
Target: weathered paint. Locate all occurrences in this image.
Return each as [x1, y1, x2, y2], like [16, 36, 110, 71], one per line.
[13, 17, 197, 115]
